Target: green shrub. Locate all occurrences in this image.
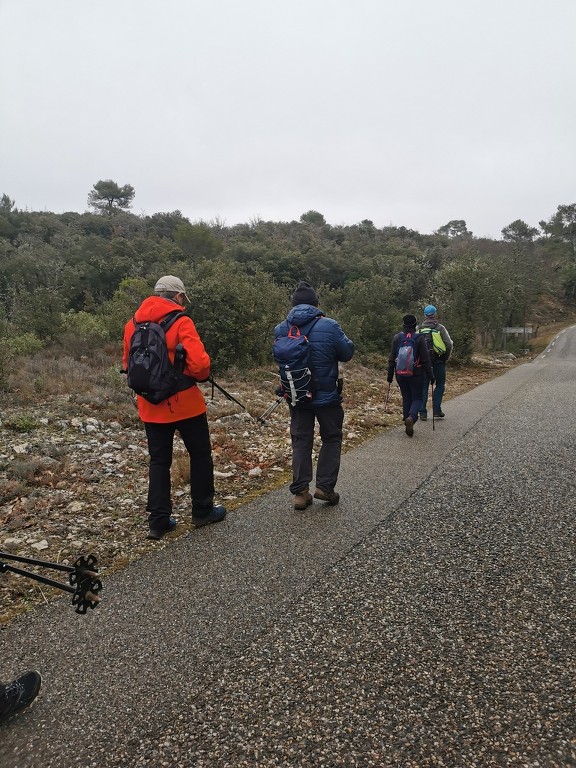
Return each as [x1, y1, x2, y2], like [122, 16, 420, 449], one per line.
[4, 414, 39, 433]
[60, 311, 109, 340]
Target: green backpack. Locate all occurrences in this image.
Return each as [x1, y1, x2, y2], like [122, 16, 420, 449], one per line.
[419, 324, 447, 358]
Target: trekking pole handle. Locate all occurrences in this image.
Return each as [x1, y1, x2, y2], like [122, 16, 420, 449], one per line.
[174, 343, 186, 373]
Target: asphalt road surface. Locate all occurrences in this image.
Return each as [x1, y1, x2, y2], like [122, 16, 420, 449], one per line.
[1, 328, 575, 767]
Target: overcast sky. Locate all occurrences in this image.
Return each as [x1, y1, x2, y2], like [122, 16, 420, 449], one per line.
[1, 0, 574, 238]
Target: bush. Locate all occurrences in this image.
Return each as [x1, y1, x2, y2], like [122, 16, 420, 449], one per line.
[0, 331, 43, 391]
[60, 311, 109, 340]
[186, 261, 286, 372]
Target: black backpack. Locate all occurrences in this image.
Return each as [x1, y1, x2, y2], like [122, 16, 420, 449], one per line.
[273, 318, 320, 406]
[127, 310, 196, 404]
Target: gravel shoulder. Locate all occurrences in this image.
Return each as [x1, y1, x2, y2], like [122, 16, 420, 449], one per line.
[0, 358, 516, 622]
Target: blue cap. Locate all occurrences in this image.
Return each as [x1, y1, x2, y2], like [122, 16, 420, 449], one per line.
[424, 304, 437, 316]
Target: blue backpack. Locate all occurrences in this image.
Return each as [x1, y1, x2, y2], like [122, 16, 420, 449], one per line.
[273, 318, 320, 406]
[395, 332, 419, 377]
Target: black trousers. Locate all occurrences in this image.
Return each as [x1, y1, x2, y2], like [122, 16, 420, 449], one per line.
[144, 413, 215, 530]
[289, 404, 344, 495]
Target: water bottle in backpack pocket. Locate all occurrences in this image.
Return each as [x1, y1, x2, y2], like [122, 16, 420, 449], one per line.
[395, 332, 419, 377]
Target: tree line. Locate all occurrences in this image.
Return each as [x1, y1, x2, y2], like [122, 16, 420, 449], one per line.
[0, 181, 575, 387]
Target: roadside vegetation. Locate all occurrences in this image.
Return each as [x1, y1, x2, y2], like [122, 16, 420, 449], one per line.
[1, 185, 576, 391]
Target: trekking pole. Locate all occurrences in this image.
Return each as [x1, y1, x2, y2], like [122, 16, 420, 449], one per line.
[0, 552, 102, 614]
[384, 382, 391, 413]
[208, 376, 249, 411]
[257, 396, 285, 425]
[431, 382, 435, 432]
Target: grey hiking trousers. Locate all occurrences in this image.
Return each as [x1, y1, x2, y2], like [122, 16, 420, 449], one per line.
[289, 404, 344, 495]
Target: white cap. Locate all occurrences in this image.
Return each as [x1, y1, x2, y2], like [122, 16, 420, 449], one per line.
[154, 275, 189, 302]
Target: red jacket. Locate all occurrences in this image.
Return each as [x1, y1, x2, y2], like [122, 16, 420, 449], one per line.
[123, 296, 210, 423]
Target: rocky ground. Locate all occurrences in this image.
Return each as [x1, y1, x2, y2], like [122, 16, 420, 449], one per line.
[0, 355, 520, 623]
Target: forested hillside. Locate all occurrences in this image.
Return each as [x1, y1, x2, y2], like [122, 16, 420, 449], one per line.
[1, 183, 575, 386]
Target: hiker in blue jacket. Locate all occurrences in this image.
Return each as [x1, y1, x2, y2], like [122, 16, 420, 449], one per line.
[274, 282, 355, 510]
[387, 314, 434, 437]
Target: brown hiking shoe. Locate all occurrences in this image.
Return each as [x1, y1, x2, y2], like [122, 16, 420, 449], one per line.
[404, 416, 414, 437]
[314, 488, 340, 505]
[294, 490, 313, 510]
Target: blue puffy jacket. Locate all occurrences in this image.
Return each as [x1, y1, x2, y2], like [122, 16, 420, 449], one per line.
[274, 303, 355, 407]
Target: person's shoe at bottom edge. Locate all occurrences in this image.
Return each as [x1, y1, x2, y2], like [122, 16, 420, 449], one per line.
[0, 671, 42, 724]
[146, 516, 177, 541]
[192, 505, 227, 527]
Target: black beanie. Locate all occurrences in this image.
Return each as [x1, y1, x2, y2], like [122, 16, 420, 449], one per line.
[402, 314, 417, 328]
[291, 281, 319, 307]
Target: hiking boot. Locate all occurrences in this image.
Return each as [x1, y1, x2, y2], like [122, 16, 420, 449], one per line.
[0, 671, 42, 724]
[192, 505, 227, 528]
[146, 517, 177, 541]
[294, 490, 313, 510]
[419, 412, 427, 421]
[433, 410, 445, 418]
[404, 416, 414, 436]
[314, 488, 340, 505]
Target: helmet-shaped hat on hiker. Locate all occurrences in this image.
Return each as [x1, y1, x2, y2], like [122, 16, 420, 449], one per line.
[423, 304, 437, 317]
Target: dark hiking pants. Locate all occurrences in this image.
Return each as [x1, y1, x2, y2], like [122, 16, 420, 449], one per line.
[420, 360, 446, 416]
[289, 404, 344, 495]
[397, 374, 425, 422]
[144, 413, 214, 531]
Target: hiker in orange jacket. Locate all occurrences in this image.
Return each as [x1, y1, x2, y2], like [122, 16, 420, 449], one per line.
[123, 275, 226, 540]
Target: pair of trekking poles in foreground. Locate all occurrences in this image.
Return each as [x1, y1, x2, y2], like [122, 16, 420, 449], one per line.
[0, 552, 102, 723]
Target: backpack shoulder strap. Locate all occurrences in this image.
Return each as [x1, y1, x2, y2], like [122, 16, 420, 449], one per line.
[160, 310, 186, 332]
[303, 316, 321, 336]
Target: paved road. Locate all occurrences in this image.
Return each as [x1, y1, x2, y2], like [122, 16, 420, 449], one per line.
[1, 329, 575, 767]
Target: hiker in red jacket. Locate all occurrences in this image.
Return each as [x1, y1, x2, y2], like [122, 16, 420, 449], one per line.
[123, 276, 226, 540]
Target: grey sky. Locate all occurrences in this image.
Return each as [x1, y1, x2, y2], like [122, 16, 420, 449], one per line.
[1, 0, 574, 238]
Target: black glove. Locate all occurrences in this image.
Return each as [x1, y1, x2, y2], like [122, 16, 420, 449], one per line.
[429, 377, 436, 385]
[387, 376, 393, 384]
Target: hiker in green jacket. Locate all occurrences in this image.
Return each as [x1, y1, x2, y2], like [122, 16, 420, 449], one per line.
[418, 305, 453, 420]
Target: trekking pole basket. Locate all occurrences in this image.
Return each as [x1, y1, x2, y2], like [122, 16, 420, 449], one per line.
[0, 552, 102, 614]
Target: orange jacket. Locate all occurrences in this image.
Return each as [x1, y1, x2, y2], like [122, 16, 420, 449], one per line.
[123, 296, 211, 423]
